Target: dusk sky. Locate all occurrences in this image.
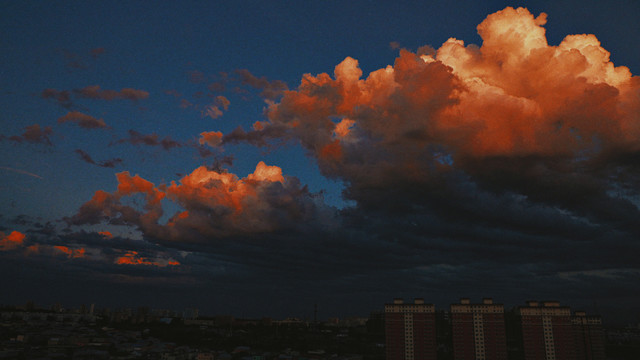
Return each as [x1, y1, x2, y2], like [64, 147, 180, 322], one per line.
[1, 0, 639, 322]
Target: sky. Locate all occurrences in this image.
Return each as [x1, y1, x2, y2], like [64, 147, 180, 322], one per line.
[1, 0, 639, 323]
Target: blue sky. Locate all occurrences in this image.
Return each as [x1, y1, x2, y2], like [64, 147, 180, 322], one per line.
[1, 1, 639, 321]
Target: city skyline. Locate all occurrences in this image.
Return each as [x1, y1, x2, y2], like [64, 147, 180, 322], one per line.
[1, 1, 640, 322]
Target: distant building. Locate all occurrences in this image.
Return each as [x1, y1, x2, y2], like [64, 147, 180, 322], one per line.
[517, 301, 576, 360]
[384, 298, 437, 360]
[572, 311, 605, 360]
[182, 307, 199, 320]
[450, 298, 507, 360]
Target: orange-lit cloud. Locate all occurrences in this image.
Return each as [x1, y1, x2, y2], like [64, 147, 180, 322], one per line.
[166, 161, 282, 215]
[0, 231, 26, 251]
[430, 6, 635, 157]
[58, 111, 107, 129]
[54, 245, 86, 258]
[199, 131, 223, 148]
[202, 96, 230, 119]
[246, 161, 285, 183]
[1, 231, 88, 261]
[70, 7, 639, 247]
[0, 231, 184, 270]
[24, 244, 40, 255]
[115, 250, 179, 267]
[319, 139, 343, 161]
[203, 104, 223, 119]
[216, 96, 230, 110]
[116, 171, 165, 205]
[74, 85, 149, 101]
[242, 6, 638, 203]
[71, 161, 326, 240]
[167, 211, 189, 227]
[99, 231, 113, 238]
[333, 118, 355, 138]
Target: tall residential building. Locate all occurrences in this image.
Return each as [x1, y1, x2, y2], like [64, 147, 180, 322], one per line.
[450, 298, 508, 360]
[572, 311, 606, 360]
[385, 298, 437, 360]
[518, 301, 576, 360]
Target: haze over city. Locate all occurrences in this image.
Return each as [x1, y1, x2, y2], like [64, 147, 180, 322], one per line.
[1, 0, 639, 324]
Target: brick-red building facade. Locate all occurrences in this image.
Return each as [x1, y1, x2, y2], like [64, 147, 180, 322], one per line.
[385, 298, 437, 360]
[518, 301, 577, 360]
[383, 297, 605, 360]
[572, 311, 606, 360]
[451, 298, 507, 360]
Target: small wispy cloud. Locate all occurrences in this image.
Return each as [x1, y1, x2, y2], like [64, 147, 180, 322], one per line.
[0, 166, 43, 179]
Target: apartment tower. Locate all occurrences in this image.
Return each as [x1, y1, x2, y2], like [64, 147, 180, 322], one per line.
[450, 298, 508, 360]
[518, 301, 576, 360]
[385, 298, 437, 360]
[572, 311, 605, 360]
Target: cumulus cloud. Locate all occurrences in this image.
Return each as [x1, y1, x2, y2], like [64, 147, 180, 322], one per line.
[198, 131, 223, 148]
[231, 7, 640, 234]
[0, 231, 26, 251]
[70, 7, 640, 250]
[57, 111, 108, 129]
[69, 162, 333, 241]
